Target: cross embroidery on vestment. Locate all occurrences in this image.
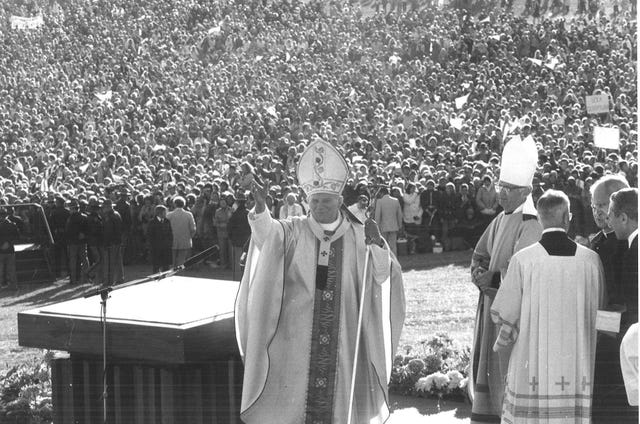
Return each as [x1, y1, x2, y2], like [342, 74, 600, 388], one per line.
[555, 376, 570, 391]
[529, 376, 539, 392]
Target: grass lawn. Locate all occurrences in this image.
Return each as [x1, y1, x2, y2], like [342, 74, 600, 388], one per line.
[0, 250, 477, 422]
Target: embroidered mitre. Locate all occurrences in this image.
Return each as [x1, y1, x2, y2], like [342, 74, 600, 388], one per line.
[297, 139, 349, 196]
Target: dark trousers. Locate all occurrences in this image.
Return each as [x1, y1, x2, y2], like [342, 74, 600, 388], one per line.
[151, 248, 172, 274]
[87, 245, 102, 285]
[52, 242, 68, 278]
[0, 253, 17, 288]
[68, 243, 89, 284]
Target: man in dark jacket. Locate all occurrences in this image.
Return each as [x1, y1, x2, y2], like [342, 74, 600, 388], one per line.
[65, 200, 89, 285]
[114, 190, 132, 266]
[0, 208, 19, 289]
[86, 197, 104, 285]
[147, 205, 173, 273]
[228, 192, 251, 280]
[49, 196, 70, 280]
[101, 199, 122, 286]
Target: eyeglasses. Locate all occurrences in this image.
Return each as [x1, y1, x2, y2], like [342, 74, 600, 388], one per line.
[495, 184, 525, 194]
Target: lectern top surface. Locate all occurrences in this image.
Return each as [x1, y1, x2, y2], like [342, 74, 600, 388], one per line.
[35, 277, 239, 327]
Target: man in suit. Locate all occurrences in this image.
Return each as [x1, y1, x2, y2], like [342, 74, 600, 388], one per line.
[101, 199, 123, 286]
[606, 188, 639, 419]
[167, 196, 196, 267]
[374, 187, 403, 256]
[65, 200, 89, 285]
[589, 175, 632, 422]
[147, 205, 173, 273]
[419, 179, 442, 241]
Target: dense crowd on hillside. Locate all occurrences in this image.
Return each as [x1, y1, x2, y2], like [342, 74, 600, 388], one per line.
[0, 0, 635, 281]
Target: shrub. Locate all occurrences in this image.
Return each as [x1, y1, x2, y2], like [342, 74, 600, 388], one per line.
[389, 333, 470, 402]
[0, 352, 53, 424]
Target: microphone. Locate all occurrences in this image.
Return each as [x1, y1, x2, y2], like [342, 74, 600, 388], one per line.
[183, 244, 220, 268]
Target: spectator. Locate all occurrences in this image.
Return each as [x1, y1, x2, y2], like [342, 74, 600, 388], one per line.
[101, 199, 123, 286]
[279, 193, 304, 219]
[147, 205, 173, 273]
[65, 199, 89, 285]
[0, 208, 19, 290]
[86, 197, 104, 285]
[213, 197, 232, 269]
[476, 176, 499, 226]
[228, 191, 251, 279]
[347, 194, 370, 224]
[374, 186, 404, 256]
[167, 196, 196, 267]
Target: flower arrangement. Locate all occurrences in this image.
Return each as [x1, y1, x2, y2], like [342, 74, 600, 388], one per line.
[389, 333, 470, 402]
[0, 352, 53, 424]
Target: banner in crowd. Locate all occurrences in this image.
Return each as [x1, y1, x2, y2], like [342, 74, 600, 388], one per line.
[10, 14, 44, 30]
[594, 126, 620, 150]
[586, 94, 610, 114]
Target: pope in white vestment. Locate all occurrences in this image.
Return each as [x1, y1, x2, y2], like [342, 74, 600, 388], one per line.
[235, 139, 406, 424]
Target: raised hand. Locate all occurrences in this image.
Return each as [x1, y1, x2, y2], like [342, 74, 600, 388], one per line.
[250, 179, 270, 214]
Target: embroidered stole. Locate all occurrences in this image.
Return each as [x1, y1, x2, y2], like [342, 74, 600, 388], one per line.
[305, 217, 350, 424]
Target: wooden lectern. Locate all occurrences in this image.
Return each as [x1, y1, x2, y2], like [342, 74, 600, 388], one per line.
[18, 277, 243, 424]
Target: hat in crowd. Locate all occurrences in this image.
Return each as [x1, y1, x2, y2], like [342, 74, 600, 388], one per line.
[499, 135, 538, 187]
[297, 139, 349, 197]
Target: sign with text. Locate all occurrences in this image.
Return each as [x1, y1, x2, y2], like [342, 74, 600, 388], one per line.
[586, 94, 610, 114]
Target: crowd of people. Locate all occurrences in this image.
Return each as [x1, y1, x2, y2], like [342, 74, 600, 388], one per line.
[0, 0, 635, 286]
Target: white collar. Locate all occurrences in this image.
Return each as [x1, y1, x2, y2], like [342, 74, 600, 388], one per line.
[542, 227, 566, 234]
[317, 215, 342, 232]
[628, 229, 638, 248]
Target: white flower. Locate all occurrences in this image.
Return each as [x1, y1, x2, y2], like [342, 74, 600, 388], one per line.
[459, 377, 469, 389]
[431, 372, 450, 390]
[415, 375, 434, 392]
[446, 370, 464, 390]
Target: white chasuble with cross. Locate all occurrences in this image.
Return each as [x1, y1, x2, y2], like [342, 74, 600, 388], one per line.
[491, 242, 604, 424]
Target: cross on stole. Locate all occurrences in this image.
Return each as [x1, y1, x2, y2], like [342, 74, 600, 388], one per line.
[321, 251, 328, 257]
[529, 377, 539, 392]
[581, 376, 591, 391]
[555, 376, 570, 391]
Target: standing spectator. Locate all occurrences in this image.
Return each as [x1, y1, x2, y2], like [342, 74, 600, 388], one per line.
[420, 179, 442, 242]
[101, 199, 123, 286]
[213, 198, 233, 269]
[347, 194, 370, 224]
[476, 175, 499, 227]
[147, 205, 173, 273]
[402, 183, 423, 254]
[0, 208, 19, 290]
[279, 193, 304, 219]
[469, 137, 542, 424]
[86, 197, 103, 285]
[374, 186, 404, 256]
[49, 197, 70, 280]
[167, 196, 196, 267]
[65, 200, 89, 285]
[228, 191, 251, 279]
[589, 176, 631, 423]
[491, 190, 603, 423]
[440, 182, 461, 251]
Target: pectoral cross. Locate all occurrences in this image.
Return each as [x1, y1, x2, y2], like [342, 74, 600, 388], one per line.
[529, 376, 539, 392]
[555, 376, 570, 392]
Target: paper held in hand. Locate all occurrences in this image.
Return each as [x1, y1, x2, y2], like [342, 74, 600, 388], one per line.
[596, 310, 621, 333]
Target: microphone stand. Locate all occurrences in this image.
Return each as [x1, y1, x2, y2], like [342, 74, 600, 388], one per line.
[83, 244, 219, 424]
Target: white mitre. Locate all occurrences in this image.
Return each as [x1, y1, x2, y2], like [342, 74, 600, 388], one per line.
[297, 139, 349, 197]
[499, 135, 538, 187]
